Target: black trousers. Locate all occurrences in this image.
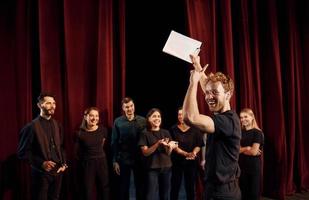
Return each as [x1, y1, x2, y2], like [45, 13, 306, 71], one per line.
[171, 161, 197, 200]
[81, 157, 110, 200]
[31, 170, 63, 200]
[204, 180, 241, 200]
[239, 170, 260, 200]
[118, 161, 145, 200]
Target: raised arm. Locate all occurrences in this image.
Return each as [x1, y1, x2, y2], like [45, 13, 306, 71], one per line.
[182, 67, 215, 133]
[190, 54, 208, 93]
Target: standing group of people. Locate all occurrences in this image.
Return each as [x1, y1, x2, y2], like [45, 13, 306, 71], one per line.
[111, 99, 205, 200]
[17, 53, 264, 200]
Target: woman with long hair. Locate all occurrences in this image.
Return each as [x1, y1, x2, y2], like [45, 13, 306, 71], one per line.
[239, 108, 264, 200]
[75, 107, 110, 200]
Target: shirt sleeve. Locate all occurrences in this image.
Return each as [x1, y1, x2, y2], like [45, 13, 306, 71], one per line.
[17, 123, 33, 160]
[17, 123, 45, 168]
[253, 130, 264, 145]
[138, 130, 148, 147]
[213, 113, 235, 137]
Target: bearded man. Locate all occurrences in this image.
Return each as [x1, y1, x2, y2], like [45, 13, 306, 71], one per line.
[18, 92, 67, 200]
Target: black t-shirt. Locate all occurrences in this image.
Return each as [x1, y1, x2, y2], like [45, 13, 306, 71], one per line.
[239, 128, 264, 173]
[76, 126, 108, 160]
[138, 129, 172, 169]
[170, 125, 204, 163]
[205, 110, 241, 184]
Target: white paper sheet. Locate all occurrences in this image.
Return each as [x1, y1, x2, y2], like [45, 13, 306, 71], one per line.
[162, 30, 202, 63]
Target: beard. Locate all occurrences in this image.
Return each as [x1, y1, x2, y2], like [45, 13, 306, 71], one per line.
[42, 107, 55, 116]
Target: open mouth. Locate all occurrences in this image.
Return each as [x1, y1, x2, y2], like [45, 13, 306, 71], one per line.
[207, 100, 216, 107]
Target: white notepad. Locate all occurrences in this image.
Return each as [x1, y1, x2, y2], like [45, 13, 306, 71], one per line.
[162, 30, 202, 63]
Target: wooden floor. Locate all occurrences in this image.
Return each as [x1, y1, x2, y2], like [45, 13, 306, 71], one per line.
[262, 192, 309, 200]
[128, 173, 309, 200]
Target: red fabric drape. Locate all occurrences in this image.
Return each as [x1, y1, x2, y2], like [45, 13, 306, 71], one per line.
[0, 0, 124, 199]
[185, 0, 309, 199]
[0, 0, 34, 199]
[1, 0, 308, 199]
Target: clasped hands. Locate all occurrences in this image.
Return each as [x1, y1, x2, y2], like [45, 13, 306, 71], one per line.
[42, 160, 68, 173]
[184, 151, 198, 160]
[245, 146, 263, 156]
[159, 138, 178, 150]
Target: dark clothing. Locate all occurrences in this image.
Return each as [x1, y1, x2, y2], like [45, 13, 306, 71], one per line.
[205, 110, 241, 200]
[170, 125, 205, 200]
[17, 116, 66, 200]
[239, 128, 264, 200]
[111, 115, 146, 165]
[31, 170, 63, 200]
[118, 162, 145, 200]
[171, 161, 197, 200]
[138, 129, 173, 169]
[147, 168, 171, 200]
[170, 126, 204, 163]
[111, 115, 146, 200]
[239, 129, 264, 172]
[76, 126, 108, 160]
[139, 129, 173, 200]
[204, 180, 241, 200]
[239, 171, 260, 200]
[81, 158, 110, 200]
[75, 126, 110, 200]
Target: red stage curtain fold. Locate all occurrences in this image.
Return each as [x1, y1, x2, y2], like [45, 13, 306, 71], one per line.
[0, 0, 125, 199]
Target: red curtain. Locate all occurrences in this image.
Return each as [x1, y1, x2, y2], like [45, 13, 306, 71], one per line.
[185, 0, 309, 199]
[1, 0, 308, 199]
[0, 0, 125, 199]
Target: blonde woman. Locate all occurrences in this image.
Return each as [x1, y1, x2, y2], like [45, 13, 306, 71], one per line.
[239, 108, 264, 200]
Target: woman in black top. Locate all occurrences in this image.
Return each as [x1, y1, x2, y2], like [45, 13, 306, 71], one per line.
[75, 107, 110, 200]
[170, 107, 204, 200]
[138, 108, 178, 200]
[239, 108, 264, 200]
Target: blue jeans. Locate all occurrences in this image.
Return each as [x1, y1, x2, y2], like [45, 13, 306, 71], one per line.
[147, 168, 171, 200]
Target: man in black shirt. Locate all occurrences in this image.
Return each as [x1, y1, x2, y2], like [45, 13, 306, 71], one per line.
[111, 97, 146, 200]
[18, 92, 67, 200]
[183, 54, 241, 200]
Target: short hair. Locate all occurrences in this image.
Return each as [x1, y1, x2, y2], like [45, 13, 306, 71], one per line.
[206, 72, 234, 94]
[121, 97, 133, 105]
[37, 92, 55, 103]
